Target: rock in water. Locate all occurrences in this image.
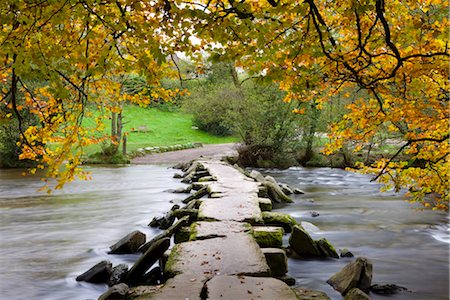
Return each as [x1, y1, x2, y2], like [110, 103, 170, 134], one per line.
[76, 260, 112, 284]
[125, 237, 170, 286]
[316, 238, 339, 258]
[98, 283, 129, 300]
[292, 288, 331, 300]
[327, 257, 373, 295]
[108, 264, 129, 286]
[262, 248, 288, 276]
[109, 231, 146, 254]
[344, 288, 371, 300]
[370, 284, 409, 295]
[288, 225, 321, 257]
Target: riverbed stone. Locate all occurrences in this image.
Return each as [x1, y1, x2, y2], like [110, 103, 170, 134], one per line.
[76, 260, 112, 284]
[174, 226, 191, 244]
[262, 211, 297, 233]
[252, 226, 284, 248]
[278, 274, 296, 286]
[109, 231, 146, 254]
[182, 186, 209, 204]
[108, 264, 128, 286]
[344, 288, 371, 300]
[164, 233, 270, 278]
[327, 257, 373, 295]
[293, 188, 305, 194]
[289, 225, 321, 257]
[125, 238, 170, 285]
[98, 283, 129, 300]
[258, 197, 272, 211]
[206, 275, 298, 300]
[262, 248, 288, 276]
[340, 248, 354, 258]
[292, 288, 331, 300]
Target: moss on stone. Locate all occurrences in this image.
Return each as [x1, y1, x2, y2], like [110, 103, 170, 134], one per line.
[174, 227, 191, 244]
[252, 227, 284, 248]
[262, 212, 297, 233]
[163, 245, 182, 278]
[316, 238, 339, 258]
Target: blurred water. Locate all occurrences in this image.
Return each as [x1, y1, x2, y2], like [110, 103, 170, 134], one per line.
[0, 165, 184, 300]
[265, 167, 449, 300]
[0, 165, 448, 299]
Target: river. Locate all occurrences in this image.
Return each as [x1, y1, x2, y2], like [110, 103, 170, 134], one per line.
[0, 165, 448, 299]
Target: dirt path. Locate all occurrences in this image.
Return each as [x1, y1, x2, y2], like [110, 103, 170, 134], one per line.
[131, 143, 239, 164]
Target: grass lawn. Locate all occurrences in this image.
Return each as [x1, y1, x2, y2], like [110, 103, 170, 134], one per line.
[82, 104, 239, 155]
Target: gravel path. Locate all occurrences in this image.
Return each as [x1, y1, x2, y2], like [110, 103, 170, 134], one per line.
[131, 143, 239, 164]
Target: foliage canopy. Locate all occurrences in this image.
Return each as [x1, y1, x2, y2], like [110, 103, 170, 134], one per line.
[1, 0, 448, 209]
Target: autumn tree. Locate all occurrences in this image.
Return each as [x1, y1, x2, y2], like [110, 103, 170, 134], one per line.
[1, 0, 448, 209]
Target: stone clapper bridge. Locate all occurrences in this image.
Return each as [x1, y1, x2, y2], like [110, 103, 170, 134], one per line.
[96, 159, 335, 300]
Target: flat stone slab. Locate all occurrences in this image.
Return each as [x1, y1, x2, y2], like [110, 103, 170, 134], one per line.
[191, 221, 252, 240]
[206, 275, 298, 300]
[165, 233, 270, 278]
[129, 274, 206, 300]
[196, 160, 263, 223]
[198, 195, 263, 223]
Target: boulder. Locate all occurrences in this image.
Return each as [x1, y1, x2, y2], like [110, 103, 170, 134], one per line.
[108, 264, 129, 286]
[288, 225, 321, 257]
[292, 288, 331, 300]
[344, 288, 371, 300]
[265, 181, 293, 203]
[293, 188, 305, 194]
[109, 231, 146, 254]
[253, 226, 284, 248]
[262, 212, 297, 233]
[370, 284, 409, 295]
[327, 257, 373, 295]
[340, 248, 354, 258]
[98, 283, 129, 300]
[279, 183, 294, 195]
[262, 248, 288, 276]
[278, 274, 296, 286]
[182, 186, 209, 204]
[316, 238, 339, 258]
[249, 170, 266, 183]
[258, 197, 272, 211]
[148, 215, 164, 228]
[125, 238, 170, 286]
[158, 215, 175, 230]
[172, 173, 183, 179]
[198, 175, 216, 182]
[76, 260, 112, 284]
[139, 216, 189, 253]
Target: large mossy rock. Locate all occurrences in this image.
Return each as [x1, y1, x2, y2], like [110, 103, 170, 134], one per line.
[76, 260, 112, 284]
[327, 257, 373, 295]
[316, 238, 339, 258]
[288, 225, 321, 257]
[262, 211, 297, 233]
[258, 197, 272, 211]
[109, 231, 146, 254]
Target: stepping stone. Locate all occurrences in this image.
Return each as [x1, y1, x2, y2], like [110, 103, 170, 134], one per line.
[165, 233, 270, 278]
[191, 221, 252, 240]
[206, 275, 298, 300]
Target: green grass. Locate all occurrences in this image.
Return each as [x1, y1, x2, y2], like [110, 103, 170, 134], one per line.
[82, 104, 239, 155]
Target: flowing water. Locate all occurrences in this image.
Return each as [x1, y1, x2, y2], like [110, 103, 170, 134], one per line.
[0, 165, 448, 299]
